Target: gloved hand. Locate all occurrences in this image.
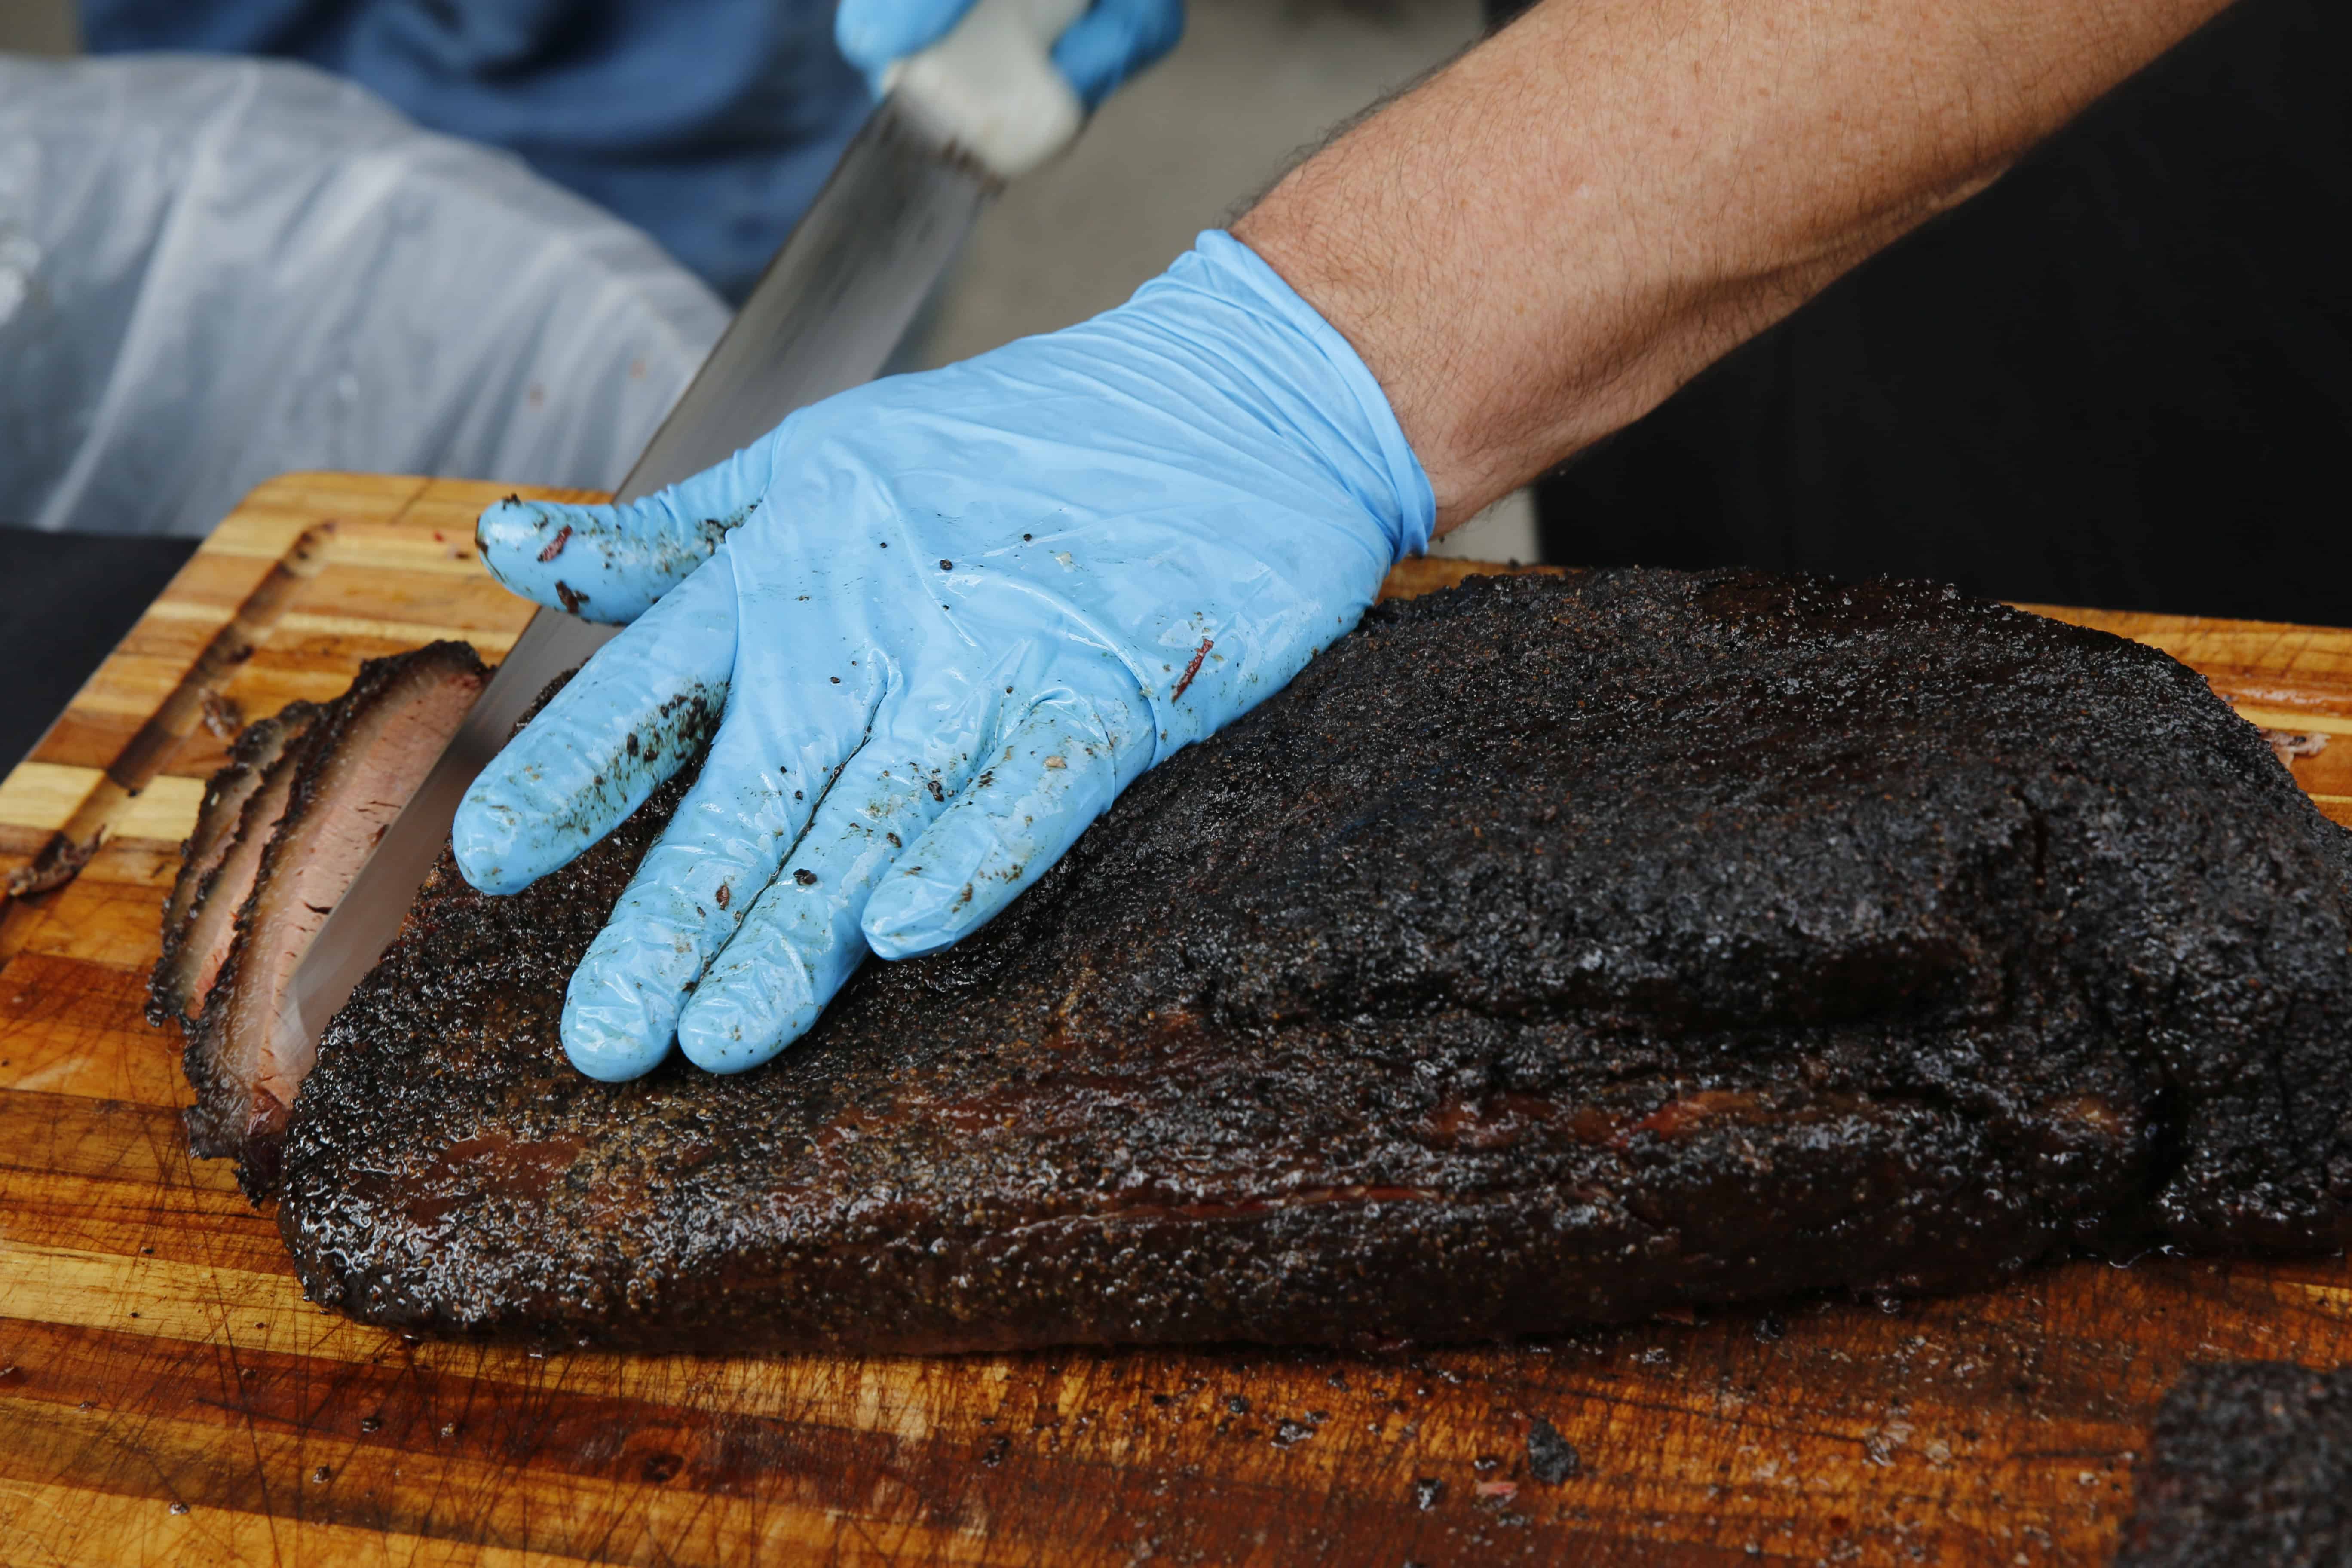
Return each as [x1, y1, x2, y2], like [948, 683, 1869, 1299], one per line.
[457, 232, 1432, 1082]
[836, 0, 1184, 110]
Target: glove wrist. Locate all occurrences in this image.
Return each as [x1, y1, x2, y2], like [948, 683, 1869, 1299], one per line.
[1147, 231, 1437, 564]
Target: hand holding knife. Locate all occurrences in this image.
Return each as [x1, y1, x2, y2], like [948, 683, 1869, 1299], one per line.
[274, 0, 1116, 1067]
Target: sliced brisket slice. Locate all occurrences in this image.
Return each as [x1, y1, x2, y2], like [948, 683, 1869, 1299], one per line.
[278, 572, 2352, 1353]
[2114, 1363, 2352, 1567]
[184, 642, 487, 1199]
[148, 701, 323, 1027]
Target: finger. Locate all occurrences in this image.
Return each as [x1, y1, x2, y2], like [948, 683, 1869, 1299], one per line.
[861, 692, 1128, 960]
[1051, 0, 1185, 108]
[834, 0, 974, 90]
[474, 438, 773, 624]
[560, 684, 872, 1082]
[453, 557, 736, 896]
[674, 742, 963, 1072]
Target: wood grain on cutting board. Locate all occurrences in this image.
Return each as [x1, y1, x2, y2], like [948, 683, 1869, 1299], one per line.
[2, 471, 2349, 1567]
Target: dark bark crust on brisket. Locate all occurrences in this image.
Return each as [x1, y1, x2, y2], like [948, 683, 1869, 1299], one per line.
[179, 642, 487, 1200]
[2114, 1363, 2352, 1567]
[150, 701, 323, 1028]
[277, 571, 2352, 1353]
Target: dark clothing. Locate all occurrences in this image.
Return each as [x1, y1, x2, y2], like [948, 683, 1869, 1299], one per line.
[80, 0, 870, 303]
[1488, 0, 2352, 623]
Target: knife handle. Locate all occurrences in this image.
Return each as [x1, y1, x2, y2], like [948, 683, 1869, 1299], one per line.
[884, 0, 1090, 182]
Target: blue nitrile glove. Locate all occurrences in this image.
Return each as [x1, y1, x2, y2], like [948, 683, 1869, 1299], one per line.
[456, 231, 1432, 1082]
[836, 0, 1183, 109]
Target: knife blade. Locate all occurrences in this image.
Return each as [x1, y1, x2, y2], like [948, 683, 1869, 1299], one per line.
[269, 94, 1014, 1069]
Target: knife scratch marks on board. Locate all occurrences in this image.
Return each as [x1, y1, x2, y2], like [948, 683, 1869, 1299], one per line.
[3, 523, 337, 917]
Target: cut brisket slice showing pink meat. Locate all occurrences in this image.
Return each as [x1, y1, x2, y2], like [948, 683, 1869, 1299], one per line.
[180, 642, 487, 1199]
[148, 701, 323, 1027]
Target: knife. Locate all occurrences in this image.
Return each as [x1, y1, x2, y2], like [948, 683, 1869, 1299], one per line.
[273, 0, 1091, 1066]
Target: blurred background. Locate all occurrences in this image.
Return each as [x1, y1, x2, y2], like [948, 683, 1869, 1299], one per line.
[4, 0, 2345, 771]
[0, 0, 1525, 766]
[0, 0, 1536, 558]
[0, 1, 75, 53]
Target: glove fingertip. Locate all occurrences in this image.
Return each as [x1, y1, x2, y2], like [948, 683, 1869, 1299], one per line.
[475, 495, 640, 619]
[561, 964, 675, 1082]
[561, 1008, 670, 1083]
[476, 495, 588, 567]
[676, 1001, 790, 1074]
[452, 847, 531, 899]
[676, 947, 825, 1072]
[451, 793, 535, 896]
[860, 861, 978, 959]
[860, 915, 950, 963]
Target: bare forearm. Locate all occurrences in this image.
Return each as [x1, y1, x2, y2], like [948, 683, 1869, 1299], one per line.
[1234, 0, 2235, 530]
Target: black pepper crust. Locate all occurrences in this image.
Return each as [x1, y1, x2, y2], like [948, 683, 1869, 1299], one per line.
[276, 570, 2352, 1352]
[185, 640, 489, 1200]
[2114, 1363, 2352, 1567]
[148, 699, 323, 1028]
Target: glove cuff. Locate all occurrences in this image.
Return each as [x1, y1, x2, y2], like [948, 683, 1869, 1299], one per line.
[1174, 231, 1438, 563]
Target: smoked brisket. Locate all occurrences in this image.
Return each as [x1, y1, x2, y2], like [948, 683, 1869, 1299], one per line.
[149, 700, 322, 1027]
[2114, 1363, 2352, 1567]
[276, 571, 2352, 1352]
[166, 643, 487, 1198]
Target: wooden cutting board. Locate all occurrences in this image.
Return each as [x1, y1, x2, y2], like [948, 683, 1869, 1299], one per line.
[4, 472, 2351, 1567]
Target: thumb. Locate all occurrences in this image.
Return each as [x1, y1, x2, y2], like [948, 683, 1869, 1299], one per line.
[475, 439, 772, 625]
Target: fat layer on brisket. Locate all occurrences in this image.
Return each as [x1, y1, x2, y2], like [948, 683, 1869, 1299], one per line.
[167, 642, 487, 1199]
[276, 572, 2352, 1352]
